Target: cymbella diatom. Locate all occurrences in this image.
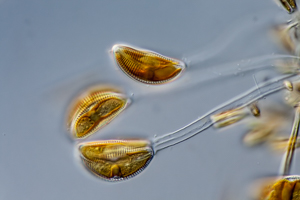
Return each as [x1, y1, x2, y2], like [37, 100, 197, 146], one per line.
[66, 85, 130, 139]
[112, 44, 186, 84]
[78, 140, 153, 181]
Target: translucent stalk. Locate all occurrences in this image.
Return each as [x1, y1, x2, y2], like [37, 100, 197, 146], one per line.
[279, 106, 300, 175]
[182, 10, 277, 65]
[184, 54, 300, 88]
[153, 73, 299, 153]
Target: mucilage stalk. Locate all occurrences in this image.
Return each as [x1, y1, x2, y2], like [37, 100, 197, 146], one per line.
[152, 73, 299, 152]
[78, 73, 300, 181]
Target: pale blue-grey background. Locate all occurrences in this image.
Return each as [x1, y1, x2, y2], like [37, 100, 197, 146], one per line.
[0, 0, 298, 199]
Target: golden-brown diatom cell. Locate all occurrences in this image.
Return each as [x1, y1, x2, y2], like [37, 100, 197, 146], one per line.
[274, 0, 297, 13]
[263, 176, 300, 200]
[112, 44, 186, 84]
[78, 140, 153, 181]
[284, 80, 294, 91]
[210, 107, 248, 128]
[243, 107, 288, 147]
[67, 86, 129, 139]
[270, 137, 300, 152]
[285, 81, 300, 106]
[271, 23, 300, 55]
[249, 103, 261, 117]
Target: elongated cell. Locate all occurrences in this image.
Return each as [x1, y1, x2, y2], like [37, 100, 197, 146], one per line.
[78, 140, 153, 181]
[210, 104, 260, 128]
[279, 106, 300, 175]
[274, 0, 297, 14]
[243, 105, 290, 147]
[272, 22, 300, 56]
[210, 107, 249, 128]
[270, 137, 300, 152]
[112, 44, 186, 84]
[67, 86, 129, 139]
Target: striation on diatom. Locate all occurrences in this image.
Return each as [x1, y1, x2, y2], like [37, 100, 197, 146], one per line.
[78, 140, 153, 181]
[112, 44, 186, 84]
[66, 85, 130, 139]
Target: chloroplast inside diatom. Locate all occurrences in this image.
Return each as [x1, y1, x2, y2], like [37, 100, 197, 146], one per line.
[78, 140, 153, 181]
[112, 44, 186, 84]
[67, 85, 130, 139]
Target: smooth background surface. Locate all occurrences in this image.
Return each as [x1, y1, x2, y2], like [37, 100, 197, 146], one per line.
[1, 0, 299, 199]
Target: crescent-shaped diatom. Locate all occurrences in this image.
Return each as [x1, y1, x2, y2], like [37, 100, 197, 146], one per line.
[66, 86, 130, 139]
[112, 44, 186, 84]
[78, 140, 153, 181]
[263, 176, 300, 200]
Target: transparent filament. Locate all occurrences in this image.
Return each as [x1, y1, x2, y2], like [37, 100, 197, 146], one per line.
[279, 106, 300, 175]
[152, 73, 299, 152]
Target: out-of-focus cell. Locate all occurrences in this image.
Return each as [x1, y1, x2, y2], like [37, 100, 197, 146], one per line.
[244, 121, 276, 146]
[269, 137, 300, 152]
[274, 0, 298, 13]
[264, 176, 300, 200]
[243, 107, 289, 147]
[271, 23, 300, 56]
[210, 106, 253, 128]
[275, 58, 300, 74]
[284, 80, 294, 91]
[249, 103, 261, 117]
[66, 85, 129, 139]
[251, 176, 300, 200]
[285, 81, 300, 106]
[78, 140, 153, 181]
[112, 44, 186, 84]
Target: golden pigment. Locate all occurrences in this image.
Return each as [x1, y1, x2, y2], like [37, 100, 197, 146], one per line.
[112, 44, 186, 84]
[275, 0, 297, 13]
[263, 176, 300, 200]
[210, 107, 248, 128]
[67, 86, 129, 139]
[79, 140, 153, 181]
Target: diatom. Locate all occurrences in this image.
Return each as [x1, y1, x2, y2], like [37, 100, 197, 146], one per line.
[272, 23, 300, 55]
[210, 107, 248, 128]
[78, 140, 153, 181]
[270, 137, 300, 152]
[67, 85, 129, 139]
[285, 81, 300, 107]
[274, 0, 297, 13]
[112, 44, 186, 84]
[284, 80, 294, 91]
[249, 103, 261, 117]
[263, 176, 300, 200]
[243, 106, 288, 147]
